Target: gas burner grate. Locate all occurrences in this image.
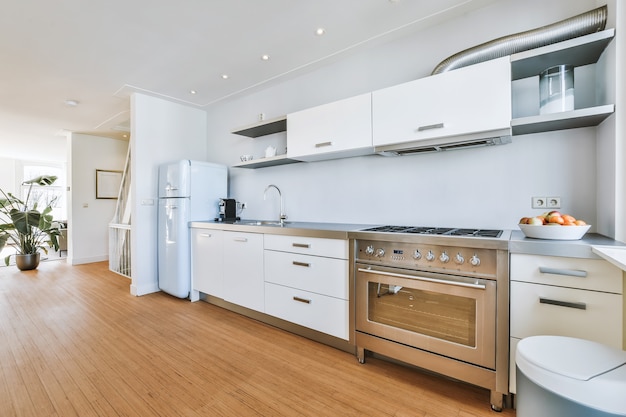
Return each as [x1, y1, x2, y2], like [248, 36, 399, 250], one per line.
[449, 228, 503, 238]
[360, 225, 503, 238]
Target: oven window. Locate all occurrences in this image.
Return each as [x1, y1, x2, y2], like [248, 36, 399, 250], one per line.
[367, 282, 477, 347]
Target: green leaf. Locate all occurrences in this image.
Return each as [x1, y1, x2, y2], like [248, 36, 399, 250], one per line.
[23, 175, 58, 186]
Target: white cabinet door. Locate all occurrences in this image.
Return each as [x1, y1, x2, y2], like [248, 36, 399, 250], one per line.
[373, 56, 511, 147]
[222, 231, 264, 312]
[191, 228, 223, 298]
[287, 93, 372, 161]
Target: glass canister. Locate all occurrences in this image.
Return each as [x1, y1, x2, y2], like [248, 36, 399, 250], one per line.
[539, 65, 574, 115]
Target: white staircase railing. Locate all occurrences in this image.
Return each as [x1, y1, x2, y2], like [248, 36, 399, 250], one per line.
[109, 146, 132, 278]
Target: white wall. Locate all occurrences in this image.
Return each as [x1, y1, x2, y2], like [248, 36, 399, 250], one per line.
[67, 133, 128, 264]
[205, 0, 607, 232]
[0, 158, 17, 194]
[130, 93, 207, 296]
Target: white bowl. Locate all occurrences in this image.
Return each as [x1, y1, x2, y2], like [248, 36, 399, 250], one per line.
[518, 224, 591, 240]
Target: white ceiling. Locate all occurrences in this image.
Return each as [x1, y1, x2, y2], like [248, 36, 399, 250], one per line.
[0, 0, 498, 145]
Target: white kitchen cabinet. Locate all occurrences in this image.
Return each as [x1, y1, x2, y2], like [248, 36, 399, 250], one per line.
[510, 29, 615, 135]
[508, 253, 623, 393]
[287, 93, 373, 162]
[372, 56, 511, 149]
[191, 228, 224, 299]
[222, 231, 264, 312]
[263, 234, 350, 340]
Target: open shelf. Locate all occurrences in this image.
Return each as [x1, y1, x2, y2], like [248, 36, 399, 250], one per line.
[232, 154, 300, 169]
[511, 104, 614, 136]
[231, 116, 287, 138]
[511, 29, 615, 81]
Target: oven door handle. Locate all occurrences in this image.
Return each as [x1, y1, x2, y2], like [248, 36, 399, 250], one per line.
[357, 268, 487, 290]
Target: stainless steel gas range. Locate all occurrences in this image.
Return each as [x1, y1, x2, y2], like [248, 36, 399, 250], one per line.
[350, 225, 510, 411]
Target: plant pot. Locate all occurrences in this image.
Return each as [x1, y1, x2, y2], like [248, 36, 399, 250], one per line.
[16, 253, 40, 271]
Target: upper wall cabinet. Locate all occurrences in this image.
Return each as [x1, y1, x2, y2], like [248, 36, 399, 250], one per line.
[372, 56, 512, 150]
[510, 29, 615, 136]
[287, 93, 373, 162]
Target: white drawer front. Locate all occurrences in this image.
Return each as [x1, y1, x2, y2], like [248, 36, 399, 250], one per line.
[264, 250, 348, 299]
[264, 234, 348, 259]
[510, 281, 623, 348]
[265, 283, 349, 340]
[510, 254, 622, 293]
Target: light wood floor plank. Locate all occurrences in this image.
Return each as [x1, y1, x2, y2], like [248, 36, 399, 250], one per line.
[0, 260, 515, 416]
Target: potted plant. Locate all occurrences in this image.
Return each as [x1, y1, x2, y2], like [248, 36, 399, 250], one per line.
[0, 175, 60, 270]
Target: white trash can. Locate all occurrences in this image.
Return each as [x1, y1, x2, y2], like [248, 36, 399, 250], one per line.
[516, 335, 626, 417]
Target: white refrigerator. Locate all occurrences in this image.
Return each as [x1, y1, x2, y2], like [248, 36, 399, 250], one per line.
[158, 160, 227, 298]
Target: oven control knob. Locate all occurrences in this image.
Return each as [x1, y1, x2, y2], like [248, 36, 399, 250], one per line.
[413, 250, 422, 260]
[364, 245, 374, 256]
[470, 254, 481, 266]
[375, 248, 385, 257]
[439, 251, 450, 263]
[455, 253, 465, 264]
[426, 250, 435, 261]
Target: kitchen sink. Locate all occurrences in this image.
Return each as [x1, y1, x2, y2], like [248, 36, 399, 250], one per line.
[242, 220, 290, 227]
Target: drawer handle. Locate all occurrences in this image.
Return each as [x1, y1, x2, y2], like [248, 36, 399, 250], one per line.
[539, 297, 587, 310]
[292, 243, 310, 248]
[315, 141, 333, 148]
[293, 296, 311, 304]
[233, 238, 248, 242]
[292, 261, 311, 268]
[417, 122, 444, 132]
[539, 267, 587, 277]
[200, 233, 212, 237]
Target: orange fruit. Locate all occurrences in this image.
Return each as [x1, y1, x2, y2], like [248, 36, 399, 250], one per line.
[549, 215, 565, 225]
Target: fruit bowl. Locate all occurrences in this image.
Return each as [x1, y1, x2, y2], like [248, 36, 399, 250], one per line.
[518, 224, 591, 240]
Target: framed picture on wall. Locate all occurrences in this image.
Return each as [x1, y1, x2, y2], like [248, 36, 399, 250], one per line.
[96, 169, 122, 199]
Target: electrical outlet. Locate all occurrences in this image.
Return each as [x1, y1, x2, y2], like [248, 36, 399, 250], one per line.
[547, 197, 561, 209]
[239, 202, 247, 210]
[532, 197, 546, 209]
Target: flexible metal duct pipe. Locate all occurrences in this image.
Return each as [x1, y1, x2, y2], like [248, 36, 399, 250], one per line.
[431, 5, 607, 75]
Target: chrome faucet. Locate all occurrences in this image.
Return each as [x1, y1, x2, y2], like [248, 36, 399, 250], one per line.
[263, 184, 287, 224]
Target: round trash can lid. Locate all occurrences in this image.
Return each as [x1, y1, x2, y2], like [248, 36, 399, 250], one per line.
[517, 336, 626, 381]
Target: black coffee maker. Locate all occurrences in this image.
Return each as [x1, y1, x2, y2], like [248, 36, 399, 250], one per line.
[217, 198, 239, 222]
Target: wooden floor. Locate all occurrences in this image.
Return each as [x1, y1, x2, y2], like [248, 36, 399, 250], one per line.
[0, 260, 516, 417]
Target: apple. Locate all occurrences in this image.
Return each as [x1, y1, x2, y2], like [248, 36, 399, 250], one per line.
[527, 216, 544, 225]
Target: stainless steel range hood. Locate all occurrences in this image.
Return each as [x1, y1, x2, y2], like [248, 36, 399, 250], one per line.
[375, 129, 512, 156]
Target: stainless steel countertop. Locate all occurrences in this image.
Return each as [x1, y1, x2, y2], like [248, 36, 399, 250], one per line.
[190, 221, 626, 259]
[509, 230, 626, 259]
[189, 220, 372, 239]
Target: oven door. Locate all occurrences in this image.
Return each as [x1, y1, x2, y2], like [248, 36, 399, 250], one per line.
[356, 263, 497, 369]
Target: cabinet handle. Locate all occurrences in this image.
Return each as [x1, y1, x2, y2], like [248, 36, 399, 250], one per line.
[539, 297, 587, 310]
[233, 238, 248, 242]
[292, 243, 310, 248]
[293, 296, 311, 304]
[315, 141, 333, 148]
[200, 233, 212, 237]
[417, 122, 444, 132]
[292, 261, 311, 268]
[539, 267, 587, 278]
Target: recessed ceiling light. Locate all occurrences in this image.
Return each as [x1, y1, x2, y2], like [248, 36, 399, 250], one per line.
[261, 54, 270, 61]
[190, 90, 197, 95]
[64, 99, 79, 107]
[315, 28, 326, 36]
[221, 74, 229, 79]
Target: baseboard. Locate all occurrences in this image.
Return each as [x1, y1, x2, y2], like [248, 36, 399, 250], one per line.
[69, 255, 108, 265]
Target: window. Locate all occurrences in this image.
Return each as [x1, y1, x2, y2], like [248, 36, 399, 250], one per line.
[21, 164, 66, 221]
